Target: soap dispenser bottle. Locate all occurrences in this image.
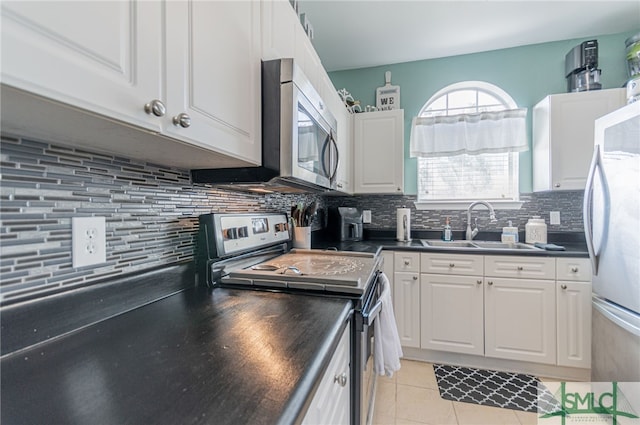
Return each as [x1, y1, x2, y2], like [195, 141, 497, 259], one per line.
[442, 217, 453, 241]
[501, 220, 519, 243]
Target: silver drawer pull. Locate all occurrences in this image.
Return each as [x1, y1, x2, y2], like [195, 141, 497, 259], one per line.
[412, 275, 418, 280]
[571, 267, 579, 273]
[404, 260, 410, 266]
[488, 281, 493, 286]
[561, 284, 568, 290]
[517, 266, 524, 271]
[334, 373, 348, 387]
[477, 280, 482, 285]
[449, 263, 455, 268]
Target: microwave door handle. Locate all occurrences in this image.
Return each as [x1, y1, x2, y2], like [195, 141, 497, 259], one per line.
[329, 131, 339, 181]
[320, 133, 331, 178]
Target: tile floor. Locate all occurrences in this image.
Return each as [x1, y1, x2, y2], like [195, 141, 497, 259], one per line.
[373, 359, 538, 425]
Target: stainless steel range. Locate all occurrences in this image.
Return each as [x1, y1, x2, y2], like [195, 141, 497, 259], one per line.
[196, 212, 382, 425]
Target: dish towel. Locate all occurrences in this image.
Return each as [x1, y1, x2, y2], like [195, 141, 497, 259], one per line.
[374, 272, 404, 377]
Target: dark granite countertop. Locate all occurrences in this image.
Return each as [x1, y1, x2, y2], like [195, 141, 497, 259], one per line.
[312, 229, 589, 257]
[1, 284, 352, 425]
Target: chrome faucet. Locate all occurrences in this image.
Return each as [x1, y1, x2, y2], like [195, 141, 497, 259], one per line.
[466, 201, 497, 240]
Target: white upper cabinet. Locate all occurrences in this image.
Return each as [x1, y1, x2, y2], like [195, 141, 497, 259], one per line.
[1, 0, 261, 168]
[532, 89, 626, 191]
[261, 0, 297, 61]
[165, 0, 261, 163]
[1, 1, 162, 132]
[353, 109, 405, 194]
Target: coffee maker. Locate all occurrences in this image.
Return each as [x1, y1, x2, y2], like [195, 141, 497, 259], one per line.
[329, 207, 363, 242]
[565, 40, 602, 92]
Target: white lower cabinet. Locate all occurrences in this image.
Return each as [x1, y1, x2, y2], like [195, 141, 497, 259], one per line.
[395, 251, 591, 371]
[394, 271, 421, 348]
[556, 258, 592, 368]
[421, 274, 484, 355]
[484, 277, 557, 364]
[302, 324, 350, 425]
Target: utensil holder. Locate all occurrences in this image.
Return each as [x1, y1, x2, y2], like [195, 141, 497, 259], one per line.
[293, 227, 311, 249]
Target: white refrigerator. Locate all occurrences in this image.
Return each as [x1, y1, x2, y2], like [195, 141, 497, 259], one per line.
[584, 101, 640, 381]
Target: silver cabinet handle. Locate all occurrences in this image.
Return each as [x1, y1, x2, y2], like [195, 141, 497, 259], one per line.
[571, 267, 579, 273]
[172, 113, 191, 128]
[449, 263, 455, 268]
[144, 99, 166, 117]
[561, 284, 568, 290]
[517, 266, 524, 271]
[488, 281, 493, 286]
[404, 260, 410, 266]
[412, 275, 418, 280]
[334, 372, 347, 387]
[555, 183, 561, 188]
[476, 280, 482, 285]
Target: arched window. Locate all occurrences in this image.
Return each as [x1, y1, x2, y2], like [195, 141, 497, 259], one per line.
[414, 81, 522, 208]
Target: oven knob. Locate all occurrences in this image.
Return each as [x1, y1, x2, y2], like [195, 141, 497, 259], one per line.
[333, 372, 348, 387]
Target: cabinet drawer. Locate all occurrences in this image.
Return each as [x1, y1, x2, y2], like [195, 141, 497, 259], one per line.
[556, 258, 592, 282]
[421, 253, 483, 276]
[394, 252, 420, 272]
[484, 256, 555, 280]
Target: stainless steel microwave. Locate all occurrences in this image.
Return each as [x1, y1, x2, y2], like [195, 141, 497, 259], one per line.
[191, 58, 339, 193]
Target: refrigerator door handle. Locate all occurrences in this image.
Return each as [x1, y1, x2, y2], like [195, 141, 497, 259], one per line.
[583, 145, 602, 275]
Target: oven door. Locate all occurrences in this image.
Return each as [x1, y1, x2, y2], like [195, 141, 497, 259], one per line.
[358, 271, 383, 425]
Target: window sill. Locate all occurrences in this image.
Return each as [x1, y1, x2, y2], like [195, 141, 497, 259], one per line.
[414, 200, 524, 211]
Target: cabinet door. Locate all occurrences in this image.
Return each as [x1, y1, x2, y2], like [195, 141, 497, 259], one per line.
[421, 274, 484, 355]
[1, 0, 163, 131]
[302, 324, 350, 425]
[165, 0, 261, 164]
[484, 278, 556, 364]
[261, 0, 297, 61]
[557, 281, 591, 368]
[353, 110, 404, 194]
[393, 272, 420, 348]
[533, 89, 625, 191]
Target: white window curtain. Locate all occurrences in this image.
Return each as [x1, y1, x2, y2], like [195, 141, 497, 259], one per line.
[410, 108, 528, 158]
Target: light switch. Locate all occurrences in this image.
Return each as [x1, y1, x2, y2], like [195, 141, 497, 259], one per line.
[550, 211, 561, 225]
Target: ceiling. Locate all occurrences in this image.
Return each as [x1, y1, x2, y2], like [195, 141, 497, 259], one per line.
[296, 1, 640, 72]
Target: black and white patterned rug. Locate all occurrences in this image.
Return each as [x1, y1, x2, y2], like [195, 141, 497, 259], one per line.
[433, 364, 559, 413]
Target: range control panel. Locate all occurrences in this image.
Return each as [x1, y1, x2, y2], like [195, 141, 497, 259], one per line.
[216, 213, 290, 256]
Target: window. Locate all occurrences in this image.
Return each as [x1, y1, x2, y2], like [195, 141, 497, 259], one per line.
[414, 81, 524, 209]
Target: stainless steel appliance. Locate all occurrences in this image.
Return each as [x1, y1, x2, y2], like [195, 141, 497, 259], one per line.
[330, 207, 364, 242]
[584, 101, 640, 381]
[565, 40, 602, 93]
[191, 59, 339, 193]
[197, 212, 383, 425]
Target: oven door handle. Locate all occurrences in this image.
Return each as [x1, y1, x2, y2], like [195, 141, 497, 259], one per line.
[362, 299, 382, 327]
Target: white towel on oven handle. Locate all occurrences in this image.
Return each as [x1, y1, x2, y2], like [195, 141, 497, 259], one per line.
[374, 272, 403, 377]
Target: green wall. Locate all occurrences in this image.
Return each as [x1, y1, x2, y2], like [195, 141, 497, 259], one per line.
[329, 30, 639, 195]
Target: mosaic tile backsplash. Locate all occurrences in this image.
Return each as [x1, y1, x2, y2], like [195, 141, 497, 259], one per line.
[325, 191, 585, 233]
[0, 135, 321, 304]
[1, 134, 584, 304]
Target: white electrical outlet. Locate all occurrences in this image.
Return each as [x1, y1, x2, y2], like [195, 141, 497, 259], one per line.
[363, 210, 372, 224]
[72, 217, 106, 268]
[550, 211, 561, 225]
